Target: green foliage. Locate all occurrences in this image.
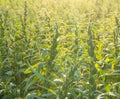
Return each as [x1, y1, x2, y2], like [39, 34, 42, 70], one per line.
[0, 0, 120, 99]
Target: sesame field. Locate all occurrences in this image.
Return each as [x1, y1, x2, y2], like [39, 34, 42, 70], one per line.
[0, 0, 120, 99]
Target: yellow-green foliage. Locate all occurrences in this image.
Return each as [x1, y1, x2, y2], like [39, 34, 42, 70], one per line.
[0, 0, 120, 99]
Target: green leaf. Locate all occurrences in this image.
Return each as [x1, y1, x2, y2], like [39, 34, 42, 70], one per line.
[27, 61, 57, 95]
[5, 71, 13, 76]
[116, 56, 120, 63]
[26, 93, 39, 99]
[97, 92, 120, 99]
[41, 49, 49, 58]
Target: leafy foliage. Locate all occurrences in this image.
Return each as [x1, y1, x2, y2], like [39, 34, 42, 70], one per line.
[0, 0, 120, 99]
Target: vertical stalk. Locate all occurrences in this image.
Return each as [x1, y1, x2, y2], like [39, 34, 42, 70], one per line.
[0, 11, 9, 66]
[22, 0, 27, 43]
[114, 17, 119, 58]
[114, 17, 120, 72]
[45, 23, 59, 89]
[59, 24, 79, 98]
[0, 14, 4, 70]
[15, 1, 28, 95]
[87, 24, 97, 99]
[47, 23, 59, 72]
[74, 24, 79, 53]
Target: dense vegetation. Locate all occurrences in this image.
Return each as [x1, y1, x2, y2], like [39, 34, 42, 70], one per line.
[0, 0, 120, 99]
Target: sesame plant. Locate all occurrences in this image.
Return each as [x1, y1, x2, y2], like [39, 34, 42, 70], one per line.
[0, 0, 120, 99]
